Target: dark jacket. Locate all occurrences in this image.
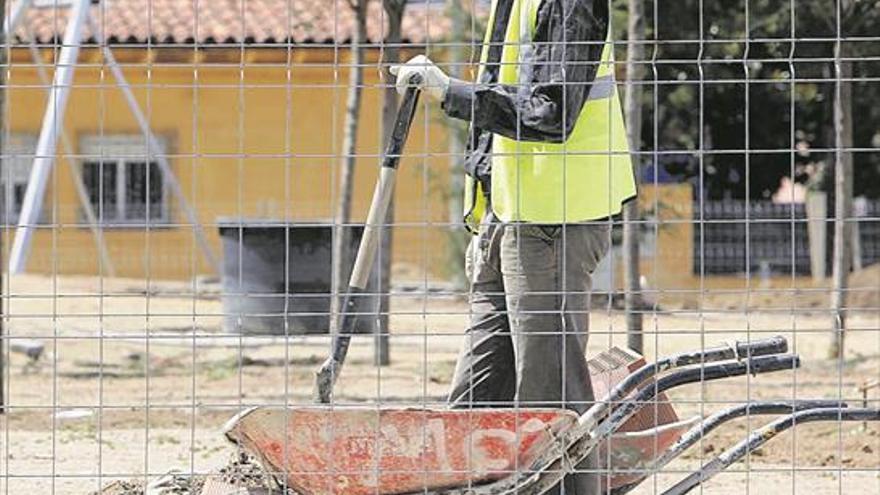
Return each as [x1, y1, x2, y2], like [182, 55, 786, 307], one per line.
[441, 0, 610, 190]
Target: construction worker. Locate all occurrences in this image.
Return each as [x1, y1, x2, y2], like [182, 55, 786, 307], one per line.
[392, 0, 636, 492]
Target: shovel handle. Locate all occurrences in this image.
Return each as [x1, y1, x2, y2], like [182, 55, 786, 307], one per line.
[349, 76, 422, 289]
[315, 78, 422, 404]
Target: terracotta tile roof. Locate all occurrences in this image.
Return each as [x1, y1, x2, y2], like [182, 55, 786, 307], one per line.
[16, 0, 454, 46]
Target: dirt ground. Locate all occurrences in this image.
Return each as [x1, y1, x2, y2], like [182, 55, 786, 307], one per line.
[0, 271, 878, 494]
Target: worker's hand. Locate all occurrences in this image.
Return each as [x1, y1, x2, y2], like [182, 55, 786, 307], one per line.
[390, 55, 450, 101]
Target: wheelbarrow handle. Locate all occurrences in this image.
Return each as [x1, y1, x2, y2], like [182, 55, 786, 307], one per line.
[581, 336, 788, 435]
[662, 407, 880, 495]
[590, 354, 802, 452]
[523, 354, 800, 495]
[441, 353, 800, 495]
[731, 335, 788, 359]
[611, 399, 848, 495]
[314, 77, 422, 404]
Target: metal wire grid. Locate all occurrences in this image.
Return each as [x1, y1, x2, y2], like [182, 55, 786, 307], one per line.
[0, 0, 878, 493]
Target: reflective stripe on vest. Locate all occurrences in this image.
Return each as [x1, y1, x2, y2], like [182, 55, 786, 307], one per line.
[463, 0, 637, 231]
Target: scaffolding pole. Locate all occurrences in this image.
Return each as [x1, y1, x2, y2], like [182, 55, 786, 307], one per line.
[2, 0, 31, 36]
[93, 19, 219, 275]
[24, 27, 116, 276]
[7, 0, 219, 275]
[8, 0, 90, 273]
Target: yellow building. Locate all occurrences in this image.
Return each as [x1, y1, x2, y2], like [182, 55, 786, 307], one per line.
[4, 0, 457, 280]
[7, 0, 800, 297]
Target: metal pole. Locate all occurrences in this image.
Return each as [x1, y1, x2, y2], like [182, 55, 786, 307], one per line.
[2, 0, 31, 37]
[611, 400, 847, 495]
[8, 0, 91, 273]
[1, 0, 7, 415]
[91, 19, 220, 275]
[662, 408, 880, 495]
[23, 27, 116, 276]
[623, 0, 645, 354]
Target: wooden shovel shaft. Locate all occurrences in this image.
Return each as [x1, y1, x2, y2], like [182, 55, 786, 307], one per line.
[349, 166, 397, 290]
[315, 79, 422, 403]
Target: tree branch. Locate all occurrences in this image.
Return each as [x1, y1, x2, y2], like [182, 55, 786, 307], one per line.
[843, 0, 879, 32]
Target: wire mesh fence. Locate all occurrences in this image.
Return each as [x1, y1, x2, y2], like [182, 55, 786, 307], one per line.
[0, 0, 879, 494]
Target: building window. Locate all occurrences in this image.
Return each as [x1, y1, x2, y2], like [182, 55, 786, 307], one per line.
[1, 134, 37, 225]
[80, 135, 170, 226]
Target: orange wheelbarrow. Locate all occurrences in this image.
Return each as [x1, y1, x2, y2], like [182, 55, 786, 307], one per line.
[225, 337, 798, 495]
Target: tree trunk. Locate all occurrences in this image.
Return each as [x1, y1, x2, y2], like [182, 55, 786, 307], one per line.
[445, 0, 469, 290]
[375, 0, 406, 366]
[331, 0, 368, 332]
[623, 0, 645, 354]
[828, 50, 854, 360]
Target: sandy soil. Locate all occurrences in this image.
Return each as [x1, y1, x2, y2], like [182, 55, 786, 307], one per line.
[656, 263, 880, 312]
[0, 273, 878, 494]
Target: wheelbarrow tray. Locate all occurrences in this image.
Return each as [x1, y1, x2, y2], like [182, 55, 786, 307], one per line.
[225, 347, 688, 495]
[225, 339, 793, 495]
[225, 407, 578, 495]
[589, 347, 684, 489]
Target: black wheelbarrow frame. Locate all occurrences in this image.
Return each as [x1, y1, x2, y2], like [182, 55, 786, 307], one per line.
[420, 336, 799, 495]
[662, 407, 880, 495]
[610, 399, 849, 494]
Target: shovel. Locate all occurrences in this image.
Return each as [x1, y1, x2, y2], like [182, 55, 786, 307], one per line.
[314, 76, 422, 403]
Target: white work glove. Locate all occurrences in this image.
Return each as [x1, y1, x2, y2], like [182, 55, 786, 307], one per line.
[389, 55, 450, 101]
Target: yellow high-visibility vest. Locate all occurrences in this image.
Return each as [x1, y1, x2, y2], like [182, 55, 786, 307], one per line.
[463, 0, 637, 230]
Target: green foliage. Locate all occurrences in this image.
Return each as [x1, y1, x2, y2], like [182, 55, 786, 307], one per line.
[440, 0, 880, 204]
[436, 0, 487, 288]
[614, 0, 880, 199]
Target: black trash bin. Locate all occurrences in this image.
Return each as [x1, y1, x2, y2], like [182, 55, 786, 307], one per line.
[217, 218, 378, 335]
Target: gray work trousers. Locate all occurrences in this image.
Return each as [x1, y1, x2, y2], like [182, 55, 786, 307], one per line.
[448, 215, 611, 495]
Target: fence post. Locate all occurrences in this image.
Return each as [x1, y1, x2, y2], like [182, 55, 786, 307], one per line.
[1, 0, 6, 414]
[828, 46, 854, 360]
[806, 191, 827, 281]
[623, 0, 645, 354]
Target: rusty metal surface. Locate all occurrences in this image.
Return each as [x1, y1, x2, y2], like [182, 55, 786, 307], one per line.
[588, 347, 682, 490]
[589, 348, 680, 435]
[224, 341, 793, 495]
[225, 407, 577, 495]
